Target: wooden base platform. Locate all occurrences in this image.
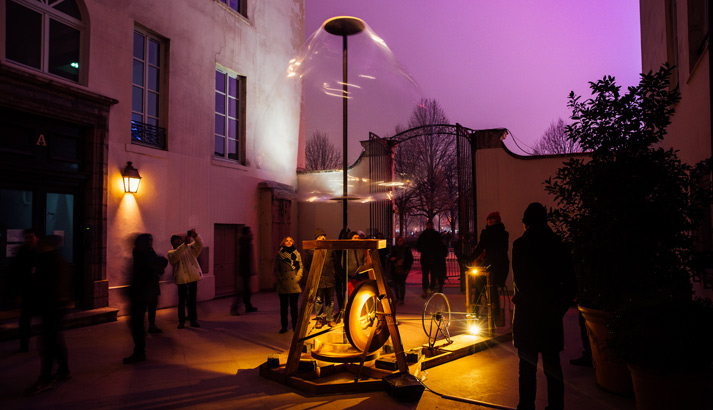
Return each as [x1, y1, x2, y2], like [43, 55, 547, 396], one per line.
[259, 328, 512, 395]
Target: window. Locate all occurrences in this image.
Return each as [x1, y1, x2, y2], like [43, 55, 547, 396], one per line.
[665, 0, 679, 90]
[687, 0, 708, 73]
[214, 67, 245, 162]
[4, 0, 84, 82]
[131, 28, 166, 150]
[218, 0, 247, 17]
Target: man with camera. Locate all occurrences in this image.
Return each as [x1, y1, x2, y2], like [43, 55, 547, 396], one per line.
[168, 229, 203, 328]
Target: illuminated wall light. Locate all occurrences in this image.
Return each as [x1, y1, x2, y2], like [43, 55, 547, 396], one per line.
[70, 62, 79, 69]
[122, 161, 142, 193]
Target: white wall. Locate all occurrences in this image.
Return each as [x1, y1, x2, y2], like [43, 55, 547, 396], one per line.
[80, 0, 304, 314]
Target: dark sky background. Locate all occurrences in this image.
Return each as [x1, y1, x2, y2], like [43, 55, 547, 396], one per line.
[301, 0, 642, 160]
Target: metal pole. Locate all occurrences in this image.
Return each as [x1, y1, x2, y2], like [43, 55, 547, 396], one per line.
[342, 34, 348, 233]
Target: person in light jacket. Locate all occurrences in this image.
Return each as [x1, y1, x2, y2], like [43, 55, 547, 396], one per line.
[274, 236, 303, 334]
[168, 229, 203, 329]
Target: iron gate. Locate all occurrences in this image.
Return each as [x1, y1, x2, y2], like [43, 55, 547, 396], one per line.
[367, 124, 477, 259]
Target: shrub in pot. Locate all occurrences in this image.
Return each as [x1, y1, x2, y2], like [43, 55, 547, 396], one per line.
[545, 64, 713, 396]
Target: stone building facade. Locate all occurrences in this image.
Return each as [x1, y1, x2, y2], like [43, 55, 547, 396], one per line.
[0, 0, 305, 315]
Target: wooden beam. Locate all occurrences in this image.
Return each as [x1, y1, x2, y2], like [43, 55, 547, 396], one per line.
[302, 239, 386, 250]
[285, 248, 325, 376]
[368, 249, 409, 373]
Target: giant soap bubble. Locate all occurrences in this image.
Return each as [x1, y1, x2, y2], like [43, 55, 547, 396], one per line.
[257, 16, 424, 203]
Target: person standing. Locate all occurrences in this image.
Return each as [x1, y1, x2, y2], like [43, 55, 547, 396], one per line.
[471, 211, 510, 320]
[304, 228, 337, 328]
[13, 228, 39, 353]
[231, 226, 258, 315]
[512, 203, 576, 410]
[417, 221, 444, 298]
[168, 229, 203, 329]
[24, 235, 71, 395]
[123, 234, 168, 364]
[274, 236, 303, 333]
[388, 236, 413, 305]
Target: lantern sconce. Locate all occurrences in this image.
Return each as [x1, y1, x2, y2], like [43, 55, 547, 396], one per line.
[122, 161, 142, 193]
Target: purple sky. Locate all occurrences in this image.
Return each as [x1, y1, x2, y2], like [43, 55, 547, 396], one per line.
[303, 0, 642, 159]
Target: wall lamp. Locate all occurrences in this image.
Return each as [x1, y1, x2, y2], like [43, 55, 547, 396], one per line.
[122, 161, 142, 193]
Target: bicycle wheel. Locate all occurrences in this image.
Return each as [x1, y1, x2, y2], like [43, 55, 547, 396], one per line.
[422, 292, 451, 342]
[344, 280, 391, 353]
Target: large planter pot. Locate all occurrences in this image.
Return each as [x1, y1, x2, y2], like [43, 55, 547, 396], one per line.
[628, 364, 713, 410]
[578, 305, 633, 395]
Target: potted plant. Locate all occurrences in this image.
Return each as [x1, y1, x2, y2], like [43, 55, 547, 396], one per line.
[611, 297, 713, 409]
[545, 64, 713, 398]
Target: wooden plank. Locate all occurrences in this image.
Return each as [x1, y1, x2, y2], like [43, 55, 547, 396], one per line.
[368, 249, 409, 373]
[302, 239, 386, 250]
[285, 248, 325, 376]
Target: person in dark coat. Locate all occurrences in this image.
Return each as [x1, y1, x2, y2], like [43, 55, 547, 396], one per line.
[13, 228, 39, 353]
[274, 236, 303, 333]
[304, 228, 337, 328]
[24, 235, 72, 395]
[231, 226, 258, 316]
[471, 211, 510, 319]
[124, 233, 168, 364]
[388, 236, 413, 304]
[416, 221, 445, 298]
[512, 203, 576, 410]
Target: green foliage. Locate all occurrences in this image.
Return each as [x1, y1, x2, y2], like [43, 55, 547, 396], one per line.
[546, 65, 712, 311]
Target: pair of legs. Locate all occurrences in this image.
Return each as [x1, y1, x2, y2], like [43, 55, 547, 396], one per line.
[421, 262, 435, 296]
[177, 281, 198, 325]
[39, 307, 70, 380]
[423, 263, 445, 294]
[279, 292, 299, 331]
[231, 274, 257, 315]
[19, 295, 33, 352]
[315, 287, 334, 322]
[147, 297, 158, 329]
[392, 274, 407, 302]
[128, 297, 147, 359]
[517, 348, 564, 410]
[334, 273, 346, 313]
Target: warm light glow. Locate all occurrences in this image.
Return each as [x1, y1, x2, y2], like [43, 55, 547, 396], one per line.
[359, 74, 376, 80]
[470, 268, 478, 275]
[468, 323, 482, 336]
[377, 181, 405, 187]
[122, 162, 142, 194]
[123, 176, 141, 193]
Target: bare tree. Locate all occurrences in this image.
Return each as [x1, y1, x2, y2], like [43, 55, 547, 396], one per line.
[531, 118, 581, 155]
[305, 130, 342, 170]
[394, 99, 455, 225]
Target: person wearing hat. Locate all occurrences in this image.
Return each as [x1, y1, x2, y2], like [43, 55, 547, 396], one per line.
[303, 228, 337, 328]
[511, 202, 576, 410]
[471, 211, 510, 319]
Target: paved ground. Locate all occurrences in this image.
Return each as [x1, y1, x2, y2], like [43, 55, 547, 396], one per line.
[0, 284, 636, 410]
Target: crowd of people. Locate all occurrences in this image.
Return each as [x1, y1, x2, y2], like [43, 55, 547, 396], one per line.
[12, 204, 583, 409]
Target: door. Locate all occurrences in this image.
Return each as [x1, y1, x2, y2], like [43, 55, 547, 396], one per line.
[0, 188, 77, 310]
[214, 224, 239, 297]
